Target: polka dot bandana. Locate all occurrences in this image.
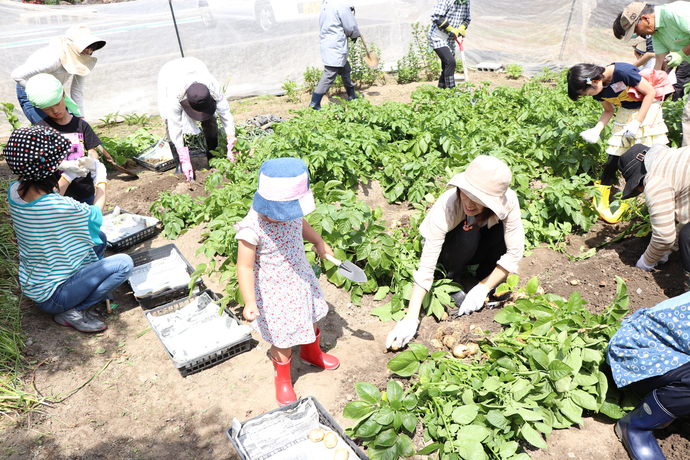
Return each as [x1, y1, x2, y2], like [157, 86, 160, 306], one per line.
[4, 126, 70, 181]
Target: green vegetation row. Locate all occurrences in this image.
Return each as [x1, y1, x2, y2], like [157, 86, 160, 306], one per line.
[150, 75, 682, 322]
[343, 277, 633, 460]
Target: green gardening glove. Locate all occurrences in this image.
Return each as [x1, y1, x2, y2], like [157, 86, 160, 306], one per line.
[447, 24, 466, 37]
[667, 50, 688, 68]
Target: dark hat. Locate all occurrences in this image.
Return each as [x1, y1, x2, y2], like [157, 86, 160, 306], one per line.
[619, 144, 650, 199]
[180, 83, 216, 121]
[4, 126, 70, 181]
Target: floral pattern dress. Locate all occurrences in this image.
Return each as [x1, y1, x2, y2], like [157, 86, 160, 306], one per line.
[235, 209, 328, 348]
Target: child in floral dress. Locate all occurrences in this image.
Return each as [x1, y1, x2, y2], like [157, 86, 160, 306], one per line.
[235, 158, 338, 406]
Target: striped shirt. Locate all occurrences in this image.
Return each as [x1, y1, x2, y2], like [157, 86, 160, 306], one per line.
[642, 147, 690, 264]
[8, 182, 102, 303]
[428, 0, 471, 50]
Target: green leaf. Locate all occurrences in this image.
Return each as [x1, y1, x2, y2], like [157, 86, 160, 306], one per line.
[343, 401, 375, 420]
[408, 343, 429, 361]
[452, 405, 479, 425]
[373, 407, 395, 425]
[559, 398, 583, 425]
[525, 276, 539, 295]
[387, 380, 403, 404]
[402, 412, 417, 433]
[354, 382, 381, 405]
[486, 410, 510, 430]
[599, 400, 627, 420]
[387, 350, 421, 377]
[494, 308, 522, 325]
[374, 428, 398, 447]
[458, 424, 491, 442]
[416, 442, 441, 455]
[521, 423, 547, 449]
[395, 433, 415, 457]
[456, 440, 488, 460]
[95, 347, 106, 354]
[570, 389, 598, 411]
[548, 360, 573, 381]
[373, 286, 390, 301]
[355, 416, 382, 438]
[483, 376, 501, 392]
[529, 348, 550, 370]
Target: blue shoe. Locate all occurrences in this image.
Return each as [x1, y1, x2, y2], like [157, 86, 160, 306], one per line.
[614, 390, 674, 460]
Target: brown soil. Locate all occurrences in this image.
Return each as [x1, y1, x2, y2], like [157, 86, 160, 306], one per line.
[1, 71, 688, 460]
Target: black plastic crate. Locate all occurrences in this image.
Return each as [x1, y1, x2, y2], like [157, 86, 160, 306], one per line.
[146, 289, 252, 377]
[129, 243, 204, 309]
[226, 396, 368, 460]
[103, 209, 160, 252]
[134, 139, 176, 172]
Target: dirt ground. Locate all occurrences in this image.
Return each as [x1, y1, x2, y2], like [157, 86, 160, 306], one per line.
[1, 71, 689, 460]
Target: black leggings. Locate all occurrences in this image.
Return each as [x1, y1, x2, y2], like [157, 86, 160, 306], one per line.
[438, 220, 506, 284]
[600, 154, 619, 187]
[434, 46, 456, 89]
[625, 361, 690, 417]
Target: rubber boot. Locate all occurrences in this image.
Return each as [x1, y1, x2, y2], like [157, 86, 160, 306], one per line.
[300, 328, 339, 370]
[684, 270, 690, 293]
[309, 92, 324, 110]
[614, 390, 675, 460]
[593, 182, 629, 224]
[272, 356, 296, 406]
[346, 86, 358, 101]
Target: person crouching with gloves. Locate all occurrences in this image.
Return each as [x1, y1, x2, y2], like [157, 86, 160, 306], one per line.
[158, 57, 236, 182]
[607, 291, 690, 460]
[618, 144, 690, 292]
[428, 0, 471, 89]
[309, 0, 361, 110]
[386, 156, 525, 350]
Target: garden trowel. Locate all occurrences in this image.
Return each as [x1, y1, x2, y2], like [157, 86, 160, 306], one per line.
[325, 254, 367, 283]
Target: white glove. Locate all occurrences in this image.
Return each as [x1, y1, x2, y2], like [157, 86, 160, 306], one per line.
[580, 126, 602, 143]
[457, 283, 491, 316]
[385, 317, 419, 350]
[636, 254, 656, 272]
[621, 120, 640, 147]
[78, 156, 97, 172]
[59, 160, 87, 178]
[94, 160, 107, 186]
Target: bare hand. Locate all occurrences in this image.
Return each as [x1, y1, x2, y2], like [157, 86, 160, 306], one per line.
[314, 241, 335, 259]
[243, 303, 259, 321]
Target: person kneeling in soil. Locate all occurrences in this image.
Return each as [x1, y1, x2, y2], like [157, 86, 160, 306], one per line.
[158, 57, 236, 182]
[617, 144, 690, 291]
[25, 73, 108, 207]
[386, 156, 525, 350]
[607, 291, 690, 460]
[236, 158, 339, 406]
[309, 0, 360, 110]
[5, 126, 133, 333]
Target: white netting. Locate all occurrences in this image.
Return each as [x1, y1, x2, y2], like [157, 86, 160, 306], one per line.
[0, 0, 675, 133]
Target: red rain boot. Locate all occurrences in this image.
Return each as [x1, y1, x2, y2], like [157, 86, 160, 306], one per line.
[300, 328, 340, 370]
[272, 356, 296, 406]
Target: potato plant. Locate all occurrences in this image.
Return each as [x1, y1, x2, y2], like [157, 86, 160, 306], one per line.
[344, 277, 634, 460]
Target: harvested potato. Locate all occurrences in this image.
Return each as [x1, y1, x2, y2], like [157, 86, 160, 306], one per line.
[430, 338, 444, 350]
[334, 447, 350, 460]
[440, 311, 449, 321]
[390, 344, 399, 351]
[309, 428, 325, 442]
[452, 343, 468, 358]
[435, 326, 444, 341]
[442, 334, 457, 349]
[324, 431, 338, 449]
[465, 342, 479, 356]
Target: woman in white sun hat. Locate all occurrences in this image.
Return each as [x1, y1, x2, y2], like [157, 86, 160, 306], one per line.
[12, 25, 106, 124]
[387, 155, 525, 350]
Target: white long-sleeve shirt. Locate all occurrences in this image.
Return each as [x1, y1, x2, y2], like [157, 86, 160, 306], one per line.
[157, 57, 235, 149]
[11, 46, 86, 116]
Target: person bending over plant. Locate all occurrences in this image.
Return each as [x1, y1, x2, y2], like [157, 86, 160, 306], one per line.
[386, 156, 525, 350]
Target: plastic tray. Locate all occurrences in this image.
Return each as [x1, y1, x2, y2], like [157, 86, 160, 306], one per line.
[129, 243, 204, 309]
[103, 209, 160, 252]
[226, 396, 368, 460]
[145, 289, 252, 377]
[134, 139, 176, 173]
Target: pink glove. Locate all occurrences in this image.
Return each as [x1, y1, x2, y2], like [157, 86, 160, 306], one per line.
[177, 146, 193, 182]
[227, 135, 237, 163]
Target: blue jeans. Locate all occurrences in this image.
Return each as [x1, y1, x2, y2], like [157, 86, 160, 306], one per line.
[94, 231, 107, 259]
[16, 83, 47, 125]
[37, 254, 133, 314]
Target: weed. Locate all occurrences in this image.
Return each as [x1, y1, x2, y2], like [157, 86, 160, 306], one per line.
[99, 111, 120, 126]
[303, 66, 322, 93]
[533, 66, 559, 83]
[281, 77, 301, 103]
[122, 113, 149, 126]
[505, 63, 523, 79]
[0, 102, 21, 130]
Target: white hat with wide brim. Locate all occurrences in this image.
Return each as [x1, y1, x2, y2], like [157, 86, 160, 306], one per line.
[448, 155, 512, 220]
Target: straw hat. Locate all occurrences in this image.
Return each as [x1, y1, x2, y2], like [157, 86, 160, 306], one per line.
[448, 155, 513, 220]
[252, 158, 315, 221]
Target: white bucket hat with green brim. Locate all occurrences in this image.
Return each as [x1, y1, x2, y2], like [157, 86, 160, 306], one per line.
[448, 155, 513, 220]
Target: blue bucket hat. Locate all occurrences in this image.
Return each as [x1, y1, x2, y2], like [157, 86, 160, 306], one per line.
[252, 158, 315, 221]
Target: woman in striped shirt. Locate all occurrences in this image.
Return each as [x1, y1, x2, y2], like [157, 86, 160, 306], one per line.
[618, 144, 690, 292]
[5, 126, 133, 333]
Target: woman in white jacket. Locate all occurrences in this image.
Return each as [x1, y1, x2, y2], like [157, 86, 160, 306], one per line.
[12, 25, 106, 124]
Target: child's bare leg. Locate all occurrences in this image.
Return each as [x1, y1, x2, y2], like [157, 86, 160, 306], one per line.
[271, 345, 292, 363]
